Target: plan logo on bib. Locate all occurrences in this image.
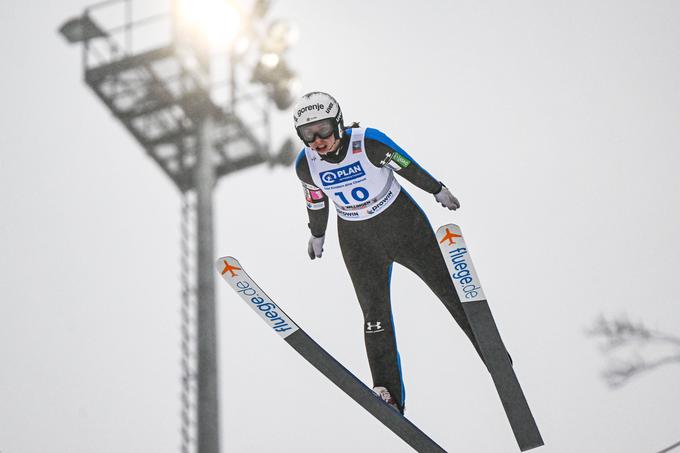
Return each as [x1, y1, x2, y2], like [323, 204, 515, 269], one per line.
[319, 161, 365, 186]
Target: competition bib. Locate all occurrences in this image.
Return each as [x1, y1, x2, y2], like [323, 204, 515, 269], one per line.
[305, 128, 401, 221]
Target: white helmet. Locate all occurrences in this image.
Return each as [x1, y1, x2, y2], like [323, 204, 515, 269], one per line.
[293, 91, 344, 143]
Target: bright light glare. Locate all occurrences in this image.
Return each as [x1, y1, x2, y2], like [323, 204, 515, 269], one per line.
[177, 0, 241, 52]
[260, 53, 279, 69]
[233, 35, 250, 56]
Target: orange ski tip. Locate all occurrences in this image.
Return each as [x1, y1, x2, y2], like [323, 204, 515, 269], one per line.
[438, 227, 462, 246]
[215, 255, 236, 261]
[215, 256, 241, 277]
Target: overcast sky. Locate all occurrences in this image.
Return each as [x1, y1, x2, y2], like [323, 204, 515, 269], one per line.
[1, 1, 679, 452]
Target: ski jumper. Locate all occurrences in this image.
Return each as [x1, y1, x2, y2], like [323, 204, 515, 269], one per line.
[295, 127, 482, 413]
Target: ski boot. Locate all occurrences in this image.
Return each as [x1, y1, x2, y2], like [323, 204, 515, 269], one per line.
[373, 386, 401, 413]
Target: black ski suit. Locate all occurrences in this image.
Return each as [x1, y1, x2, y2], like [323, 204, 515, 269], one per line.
[295, 126, 482, 413]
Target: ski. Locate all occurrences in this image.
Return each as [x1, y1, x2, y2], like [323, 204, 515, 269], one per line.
[215, 256, 447, 453]
[436, 224, 544, 452]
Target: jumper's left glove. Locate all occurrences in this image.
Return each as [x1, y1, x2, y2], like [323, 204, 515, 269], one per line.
[307, 235, 325, 260]
[434, 185, 460, 210]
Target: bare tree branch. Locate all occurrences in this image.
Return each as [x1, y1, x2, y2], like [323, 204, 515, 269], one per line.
[586, 314, 680, 388]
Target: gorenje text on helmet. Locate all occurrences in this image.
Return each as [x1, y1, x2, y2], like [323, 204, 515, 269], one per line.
[296, 103, 324, 119]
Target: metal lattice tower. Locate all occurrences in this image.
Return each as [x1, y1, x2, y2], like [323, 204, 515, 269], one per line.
[83, 42, 275, 191]
[59, 2, 299, 452]
[180, 191, 198, 453]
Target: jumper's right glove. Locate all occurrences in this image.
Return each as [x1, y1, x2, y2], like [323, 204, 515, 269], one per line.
[307, 235, 325, 260]
[434, 184, 460, 210]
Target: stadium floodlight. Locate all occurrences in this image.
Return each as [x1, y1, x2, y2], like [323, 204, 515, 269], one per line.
[261, 20, 298, 54]
[260, 52, 279, 69]
[175, 0, 241, 52]
[58, 14, 108, 43]
[251, 54, 299, 109]
[59, 2, 300, 447]
[251, 55, 288, 84]
[271, 76, 300, 110]
[231, 34, 251, 57]
[249, 17, 300, 110]
[251, 0, 271, 19]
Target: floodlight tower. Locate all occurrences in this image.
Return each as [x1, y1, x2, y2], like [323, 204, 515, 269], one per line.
[59, 1, 300, 452]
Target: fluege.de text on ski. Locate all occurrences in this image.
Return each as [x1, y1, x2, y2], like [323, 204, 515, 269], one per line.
[234, 280, 295, 335]
[448, 247, 483, 301]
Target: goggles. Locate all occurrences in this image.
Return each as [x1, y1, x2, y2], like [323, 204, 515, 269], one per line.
[298, 118, 336, 143]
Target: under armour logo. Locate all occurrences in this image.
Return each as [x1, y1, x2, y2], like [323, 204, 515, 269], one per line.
[365, 321, 385, 333]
